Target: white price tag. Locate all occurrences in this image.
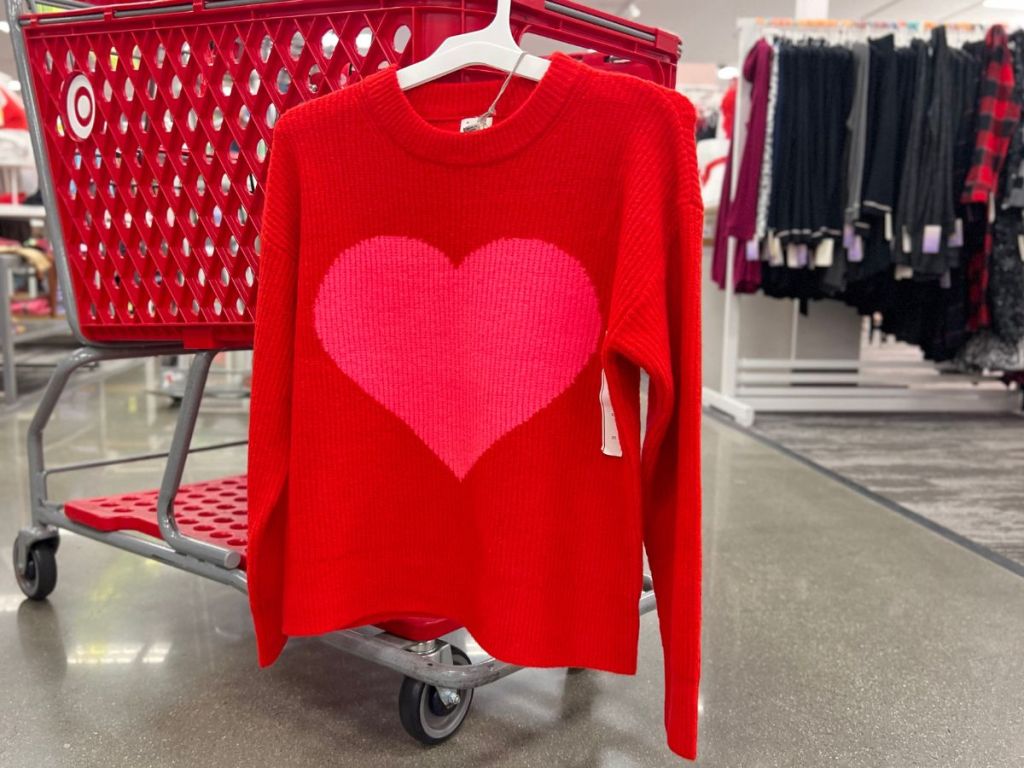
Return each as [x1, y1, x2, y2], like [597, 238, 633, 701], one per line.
[745, 239, 760, 262]
[815, 238, 834, 267]
[600, 370, 622, 458]
[922, 224, 942, 254]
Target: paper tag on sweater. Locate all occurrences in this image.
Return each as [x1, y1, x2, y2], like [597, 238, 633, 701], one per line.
[795, 243, 809, 267]
[884, 212, 893, 242]
[842, 224, 855, 249]
[768, 233, 783, 265]
[902, 227, 913, 254]
[894, 265, 914, 280]
[848, 235, 864, 263]
[460, 115, 494, 133]
[1018, 234, 1024, 262]
[949, 218, 964, 247]
[989, 193, 997, 224]
[940, 270, 952, 289]
[815, 238, 834, 267]
[744, 239, 760, 262]
[922, 225, 942, 254]
[599, 370, 622, 458]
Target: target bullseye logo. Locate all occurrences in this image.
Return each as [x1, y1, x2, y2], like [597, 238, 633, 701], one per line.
[63, 72, 95, 141]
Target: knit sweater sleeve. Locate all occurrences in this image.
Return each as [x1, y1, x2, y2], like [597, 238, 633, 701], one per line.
[604, 89, 703, 759]
[248, 117, 301, 666]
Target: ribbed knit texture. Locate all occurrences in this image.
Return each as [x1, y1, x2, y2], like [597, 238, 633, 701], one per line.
[247, 52, 703, 760]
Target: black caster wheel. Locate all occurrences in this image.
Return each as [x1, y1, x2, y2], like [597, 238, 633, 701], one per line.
[13, 539, 57, 601]
[398, 647, 473, 745]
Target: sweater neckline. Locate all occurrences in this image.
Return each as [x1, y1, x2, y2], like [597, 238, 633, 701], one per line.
[360, 52, 584, 165]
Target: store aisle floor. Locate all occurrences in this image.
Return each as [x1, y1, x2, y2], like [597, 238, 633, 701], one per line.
[1, 363, 1022, 767]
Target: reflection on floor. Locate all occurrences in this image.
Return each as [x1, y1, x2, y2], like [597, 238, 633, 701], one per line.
[755, 413, 1024, 568]
[0, 362, 1023, 766]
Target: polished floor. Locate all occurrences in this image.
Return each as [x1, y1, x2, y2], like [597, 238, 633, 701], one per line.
[1, 362, 1023, 767]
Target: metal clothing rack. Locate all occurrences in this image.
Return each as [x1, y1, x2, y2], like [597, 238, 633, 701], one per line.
[702, 16, 1022, 426]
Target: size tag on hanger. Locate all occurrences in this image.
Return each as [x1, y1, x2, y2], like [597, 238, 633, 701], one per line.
[922, 225, 942, 255]
[949, 218, 964, 248]
[599, 370, 622, 458]
[460, 115, 494, 133]
[745, 239, 760, 262]
[848, 235, 864, 263]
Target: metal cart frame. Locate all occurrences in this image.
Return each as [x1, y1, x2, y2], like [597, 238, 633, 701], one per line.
[9, 0, 669, 744]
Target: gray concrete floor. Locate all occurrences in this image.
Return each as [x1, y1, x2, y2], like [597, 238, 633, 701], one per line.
[1, 362, 1023, 767]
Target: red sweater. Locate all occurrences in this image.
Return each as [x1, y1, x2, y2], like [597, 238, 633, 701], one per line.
[248, 52, 703, 759]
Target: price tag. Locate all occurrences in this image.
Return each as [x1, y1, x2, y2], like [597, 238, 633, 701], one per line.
[922, 224, 942, 254]
[815, 238, 834, 267]
[949, 218, 964, 247]
[848, 235, 864, 263]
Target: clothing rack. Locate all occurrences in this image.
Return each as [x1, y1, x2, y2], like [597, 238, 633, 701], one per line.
[702, 17, 1022, 426]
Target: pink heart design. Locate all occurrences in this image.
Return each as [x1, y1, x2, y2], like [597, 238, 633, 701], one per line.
[314, 236, 602, 479]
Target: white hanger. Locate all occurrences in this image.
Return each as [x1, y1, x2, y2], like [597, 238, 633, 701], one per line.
[396, 0, 551, 90]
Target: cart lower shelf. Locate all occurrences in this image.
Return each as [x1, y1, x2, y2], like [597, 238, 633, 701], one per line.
[64, 474, 461, 643]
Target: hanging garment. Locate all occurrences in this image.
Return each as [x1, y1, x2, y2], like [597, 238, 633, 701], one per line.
[727, 39, 773, 241]
[963, 25, 1021, 331]
[754, 40, 780, 241]
[963, 25, 1021, 204]
[711, 40, 772, 293]
[893, 28, 962, 276]
[988, 212, 1024, 342]
[769, 42, 852, 249]
[247, 53, 703, 759]
[844, 42, 870, 226]
[1002, 30, 1024, 207]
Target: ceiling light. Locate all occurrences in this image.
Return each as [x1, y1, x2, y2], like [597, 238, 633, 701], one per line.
[625, 2, 641, 19]
[717, 65, 739, 80]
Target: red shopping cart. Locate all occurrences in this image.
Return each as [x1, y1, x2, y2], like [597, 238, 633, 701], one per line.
[9, 0, 677, 744]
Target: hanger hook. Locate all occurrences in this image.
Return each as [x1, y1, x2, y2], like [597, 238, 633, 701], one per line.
[489, 0, 513, 30]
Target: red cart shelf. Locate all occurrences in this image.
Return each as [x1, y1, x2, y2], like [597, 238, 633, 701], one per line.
[64, 474, 462, 641]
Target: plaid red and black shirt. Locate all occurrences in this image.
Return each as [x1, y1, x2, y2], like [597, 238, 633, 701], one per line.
[963, 25, 1021, 204]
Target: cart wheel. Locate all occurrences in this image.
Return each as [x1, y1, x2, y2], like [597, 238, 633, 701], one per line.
[12, 539, 57, 601]
[399, 647, 473, 745]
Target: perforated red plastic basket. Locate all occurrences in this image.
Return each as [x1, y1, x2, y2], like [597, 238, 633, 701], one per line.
[16, 0, 679, 348]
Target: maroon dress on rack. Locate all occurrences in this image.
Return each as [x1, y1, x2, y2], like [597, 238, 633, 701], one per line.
[712, 39, 772, 293]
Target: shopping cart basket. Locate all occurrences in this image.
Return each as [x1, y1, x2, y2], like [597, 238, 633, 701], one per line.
[9, 0, 678, 744]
